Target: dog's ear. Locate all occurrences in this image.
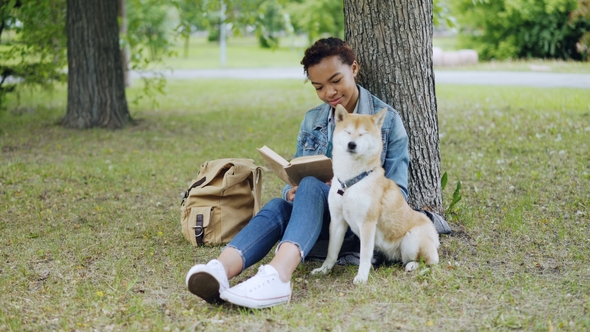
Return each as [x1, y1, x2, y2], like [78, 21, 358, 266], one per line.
[373, 108, 387, 130]
[334, 104, 348, 123]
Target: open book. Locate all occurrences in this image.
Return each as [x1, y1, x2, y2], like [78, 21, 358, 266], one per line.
[257, 145, 333, 186]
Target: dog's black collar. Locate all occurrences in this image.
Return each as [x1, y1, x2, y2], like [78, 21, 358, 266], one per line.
[337, 169, 374, 196]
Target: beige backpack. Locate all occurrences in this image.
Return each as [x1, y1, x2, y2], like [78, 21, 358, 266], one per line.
[180, 158, 265, 246]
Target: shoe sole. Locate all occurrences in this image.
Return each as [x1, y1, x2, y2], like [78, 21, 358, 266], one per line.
[221, 292, 290, 309]
[187, 272, 224, 304]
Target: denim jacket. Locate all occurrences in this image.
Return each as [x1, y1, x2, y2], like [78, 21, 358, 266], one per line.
[282, 85, 410, 200]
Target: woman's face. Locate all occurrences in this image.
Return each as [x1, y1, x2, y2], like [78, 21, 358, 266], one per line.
[307, 55, 359, 113]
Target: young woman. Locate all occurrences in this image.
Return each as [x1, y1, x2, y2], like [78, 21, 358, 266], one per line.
[185, 37, 410, 309]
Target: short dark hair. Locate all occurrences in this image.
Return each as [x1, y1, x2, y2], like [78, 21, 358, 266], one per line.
[301, 37, 357, 77]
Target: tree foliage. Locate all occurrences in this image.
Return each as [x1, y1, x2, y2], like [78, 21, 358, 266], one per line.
[174, 0, 208, 57]
[254, 0, 288, 48]
[126, 0, 173, 62]
[571, 0, 590, 59]
[286, 0, 343, 44]
[0, 0, 67, 108]
[0, 0, 461, 111]
[450, 0, 590, 60]
[433, 0, 457, 28]
[197, 0, 293, 49]
[0, 0, 177, 110]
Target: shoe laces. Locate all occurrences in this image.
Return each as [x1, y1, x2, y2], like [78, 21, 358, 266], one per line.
[246, 266, 277, 292]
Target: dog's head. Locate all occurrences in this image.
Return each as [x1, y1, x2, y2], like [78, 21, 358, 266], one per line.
[333, 104, 387, 161]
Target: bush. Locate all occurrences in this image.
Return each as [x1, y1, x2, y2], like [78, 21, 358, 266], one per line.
[450, 0, 590, 60]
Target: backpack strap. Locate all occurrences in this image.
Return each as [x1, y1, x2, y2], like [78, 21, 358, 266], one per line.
[252, 166, 263, 215]
[180, 176, 206, 206]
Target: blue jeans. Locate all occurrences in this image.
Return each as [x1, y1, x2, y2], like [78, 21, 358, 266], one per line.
[225, 176, 331, 272]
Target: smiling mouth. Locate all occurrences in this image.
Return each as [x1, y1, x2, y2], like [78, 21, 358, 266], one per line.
[329, 97, 343, 105]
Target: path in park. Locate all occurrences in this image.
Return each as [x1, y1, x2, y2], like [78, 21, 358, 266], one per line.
[132, 68, 590, 89]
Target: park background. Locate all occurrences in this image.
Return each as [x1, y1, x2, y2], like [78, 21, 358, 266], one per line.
[1, 0, 590, 331]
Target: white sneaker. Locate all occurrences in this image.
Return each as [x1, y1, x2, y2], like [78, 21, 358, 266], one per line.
[220, 265, 291, 309]
[186, 259, 229, 304]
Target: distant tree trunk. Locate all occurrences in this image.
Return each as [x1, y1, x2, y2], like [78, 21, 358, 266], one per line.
[63, 0, 130, 129]
[184, 34, 190, 58]
[118, 0, 131, 87]
[219, 0, 227, 66]
[343, 0, 443, 215]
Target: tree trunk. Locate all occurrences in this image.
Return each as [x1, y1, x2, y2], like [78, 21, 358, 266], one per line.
[343, 0, 443, 215]
[118, 0, 131, 87]
[184, 35, 190, 58]
[64, 0, 130, 129]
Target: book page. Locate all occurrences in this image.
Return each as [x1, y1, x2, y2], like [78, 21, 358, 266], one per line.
[257, 146, 289, 167]
[257, 146, 294, 185]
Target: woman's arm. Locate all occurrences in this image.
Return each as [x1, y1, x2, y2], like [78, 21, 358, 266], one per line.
[282, 119, 308, 200]
[382, 110, 410, 200]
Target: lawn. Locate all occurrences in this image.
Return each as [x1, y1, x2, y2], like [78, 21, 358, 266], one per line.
[155, 36, 306, 70]
[0, 80, 589, 331]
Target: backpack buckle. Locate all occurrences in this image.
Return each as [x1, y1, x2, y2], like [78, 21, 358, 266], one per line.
[193, 214, 204, 245]
[192, 225, 204, 237]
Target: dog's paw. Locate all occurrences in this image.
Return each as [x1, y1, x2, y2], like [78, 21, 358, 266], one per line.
[405, 261, 419, 272]
[353, 274, 368, 285]
[311, 266, 332, 275]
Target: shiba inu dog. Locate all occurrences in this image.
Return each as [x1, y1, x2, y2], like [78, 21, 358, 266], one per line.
[311, 105, 440, 284]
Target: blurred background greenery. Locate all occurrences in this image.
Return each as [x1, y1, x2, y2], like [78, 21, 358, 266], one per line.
[1, 0, 590, 108]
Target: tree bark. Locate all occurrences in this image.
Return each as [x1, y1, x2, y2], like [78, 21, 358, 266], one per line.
[343, 0, 443, 214]
[64, 0, 130, 129]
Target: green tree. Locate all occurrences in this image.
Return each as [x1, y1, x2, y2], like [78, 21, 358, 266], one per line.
[433, 0, 456, 28]
[450, 0, 590, 60]
[572, 0, 590, 60]
[0, 0, 67, 108]
[344, 0, 443, 214]
[255, 0, 287, 49]
[286, 0, 343, 44]
[126, 0, 173, 61]
[1, 0, 173, 113]
[203, 0, 292, 48]
[63, 0, 130, 129]
[174, 0, 208, 57]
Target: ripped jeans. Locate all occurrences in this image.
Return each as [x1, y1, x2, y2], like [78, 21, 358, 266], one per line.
[224, 176, 331, 272]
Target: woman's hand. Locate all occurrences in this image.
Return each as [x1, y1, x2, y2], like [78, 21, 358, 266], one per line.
[287, 186, 298, 202]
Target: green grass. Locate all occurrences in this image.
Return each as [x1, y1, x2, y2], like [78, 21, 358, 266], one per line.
[157, 36, 306, 70]
[1, 81, 590, 331]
